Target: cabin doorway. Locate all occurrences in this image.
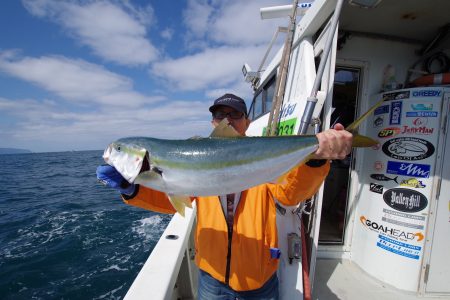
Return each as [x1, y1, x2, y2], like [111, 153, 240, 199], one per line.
[318, 66, 360, 244]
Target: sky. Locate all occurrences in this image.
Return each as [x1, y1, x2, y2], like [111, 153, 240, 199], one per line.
[0, 0, 288, 152]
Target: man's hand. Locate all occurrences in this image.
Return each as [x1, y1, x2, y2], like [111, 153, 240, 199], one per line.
[311, 123, 353, 160]
[96, 165, 136, 196]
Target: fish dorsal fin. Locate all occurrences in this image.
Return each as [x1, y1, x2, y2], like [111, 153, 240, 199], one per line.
[345, 98, 386, 148]
[210, 119, 241, 138]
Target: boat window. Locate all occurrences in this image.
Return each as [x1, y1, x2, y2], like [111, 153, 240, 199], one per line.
[248, 75, 276, 120]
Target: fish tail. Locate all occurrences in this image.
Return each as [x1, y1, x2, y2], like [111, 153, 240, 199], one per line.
[394, 176, 398, 184]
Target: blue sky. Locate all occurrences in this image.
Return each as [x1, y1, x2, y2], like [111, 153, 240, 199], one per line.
[0, 0, 287, 152]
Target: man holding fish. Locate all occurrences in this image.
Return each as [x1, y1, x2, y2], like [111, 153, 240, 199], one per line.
[97, 93, 353, 299]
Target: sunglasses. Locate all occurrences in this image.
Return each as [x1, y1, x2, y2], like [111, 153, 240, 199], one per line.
[212, 111, 245, 120]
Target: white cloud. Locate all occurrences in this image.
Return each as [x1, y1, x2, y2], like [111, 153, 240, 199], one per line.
[0, 52, 159, 107]
[160, 27, 174, 41]
[150, 45, 266, 91]
[22, 0, 158, 66]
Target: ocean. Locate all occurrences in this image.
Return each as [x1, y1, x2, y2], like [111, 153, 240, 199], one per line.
[0, 150, 172, 299]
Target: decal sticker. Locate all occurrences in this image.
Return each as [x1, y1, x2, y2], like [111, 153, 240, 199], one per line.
[377, 235, 421, 260]
[412, 117, 428, 126]
[412, 90, 441, 97]
[406, 111, 438, 118]
[401, 125, 434, 135]
[386, 161, 430, 178]
[383, 91, 410, 100]
[390, 101, 402, 125]
[382, 137, 435, 161]
[360, 216, 424, 242]
[370, 183, 384, 194]
[411, 103, 433, 111]
[374, 105, 389, 115]
[383, 208, 425, 230]
[373, 115, 384, 127]
[400, 178, 426, 188]
[370, 173, 398, 183]
[378, 127, 401, 138]
[383, 188, 428, 213]
[280, 103, 297, 119]
[262, 118, 297, 136]
[374, 161, 383, 171]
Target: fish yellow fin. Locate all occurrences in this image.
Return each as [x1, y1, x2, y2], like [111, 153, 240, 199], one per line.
[167, 194, 191, 217]
[210, 119, 241, 138]
[352, 134, 379, 148]
[345, 98, 386, 132]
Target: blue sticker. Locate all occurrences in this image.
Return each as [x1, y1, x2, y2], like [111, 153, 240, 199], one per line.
[390, 101, 402, 125]
[374, 105, 390, 115]
[412, 90, 441, 97]
[411, 103, 433, 111]
[386, 161, 431, 178]
[406, 111, 438, 117]
[377, 235, 421, 260]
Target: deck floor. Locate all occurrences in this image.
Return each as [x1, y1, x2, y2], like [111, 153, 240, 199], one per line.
[312, 258, 449, 300]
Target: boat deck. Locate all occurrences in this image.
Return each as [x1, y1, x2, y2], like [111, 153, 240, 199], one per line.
[313, 258, 447, 300]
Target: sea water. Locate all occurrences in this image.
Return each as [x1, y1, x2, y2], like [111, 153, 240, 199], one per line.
[0, 151, 171, 299]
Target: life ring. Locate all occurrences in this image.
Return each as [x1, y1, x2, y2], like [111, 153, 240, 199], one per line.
[412, 73, 450, 86]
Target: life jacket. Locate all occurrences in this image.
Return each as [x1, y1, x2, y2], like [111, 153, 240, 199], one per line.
[123, 162, 329, 291]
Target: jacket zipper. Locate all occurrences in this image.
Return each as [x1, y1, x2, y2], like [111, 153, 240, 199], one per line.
[225, 229, 233, 284]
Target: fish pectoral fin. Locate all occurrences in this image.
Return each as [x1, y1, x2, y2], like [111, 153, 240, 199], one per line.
[167, 194, 192, 217]
[352, 134, 379, 148]
[210, 119, 241, 138]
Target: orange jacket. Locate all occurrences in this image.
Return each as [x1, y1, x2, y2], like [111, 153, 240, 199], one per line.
[123, 162, 329, 291]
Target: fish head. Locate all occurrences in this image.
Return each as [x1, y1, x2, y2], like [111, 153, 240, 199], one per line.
[103, 141, 147, 183]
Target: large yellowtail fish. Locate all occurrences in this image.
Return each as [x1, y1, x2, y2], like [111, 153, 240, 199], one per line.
[103, 99, 384, 216]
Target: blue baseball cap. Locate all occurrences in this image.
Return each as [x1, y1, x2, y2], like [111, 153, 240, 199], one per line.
[209, 93, 247, 116]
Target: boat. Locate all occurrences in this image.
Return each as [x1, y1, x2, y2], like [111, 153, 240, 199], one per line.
[124, 0, 450, 299]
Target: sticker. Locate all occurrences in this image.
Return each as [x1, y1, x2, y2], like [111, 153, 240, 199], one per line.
[412, 90, 441, 97]
[262, 118, 297, 136]
[383, 188, 428, 213]
[406, 111, 438, 118]
[401, 125, 434, 135]
[383, 91, 410, 100]
[374, 161, 383, 171]
[377, 235, 421, 260]
[374, 105, 389, 115]
[411, 103, 433, 111]
[390, 101, 402, 125]
[382, 137, 435, 161]
[378, 127, 401, 138]
[383, 208, 425, 230]
[370, 183, 384, 194]
[386, 161, 430, 178]
[373, 116, 384, 127]
[412, 117, 428, 126]
[280, 103, 297, 119]
[360, 216, 424, 242]
[370, 173, 398, 184]
[400, 178, 426, 188]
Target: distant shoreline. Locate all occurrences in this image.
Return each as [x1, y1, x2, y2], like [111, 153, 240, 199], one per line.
[0, 148, 32, 155]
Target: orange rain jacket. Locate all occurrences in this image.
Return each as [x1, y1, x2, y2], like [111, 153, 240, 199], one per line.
[122, 162, 330, 291]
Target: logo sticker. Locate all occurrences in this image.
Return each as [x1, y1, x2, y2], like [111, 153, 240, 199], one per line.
[383, 91, 410, 100]
[374, 161, 383, 171]
[412, 117, 428, 126]
[412, 90, 441, 97]
[374, 105, 390, 115]
[370, 183, 384, 194]
[406, 111, 438, 118]
[386, 161, 431, 178]
[401, 125, 434, 135]
[373, 116, 384, 127]
[390, 101, 402, 125]
[360, 216, 424, 242]
[383, 188, 428, 212]
[377, 235, 421, 260]
[382, 137, 435, 161]
[411, 103, 433, 111]
[400, 178, 426, 188]
[378, 127, 401, 138]
[370, 173, 398, 183]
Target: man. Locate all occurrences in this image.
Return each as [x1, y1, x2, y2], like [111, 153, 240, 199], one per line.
[97, 93, 352, 299]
